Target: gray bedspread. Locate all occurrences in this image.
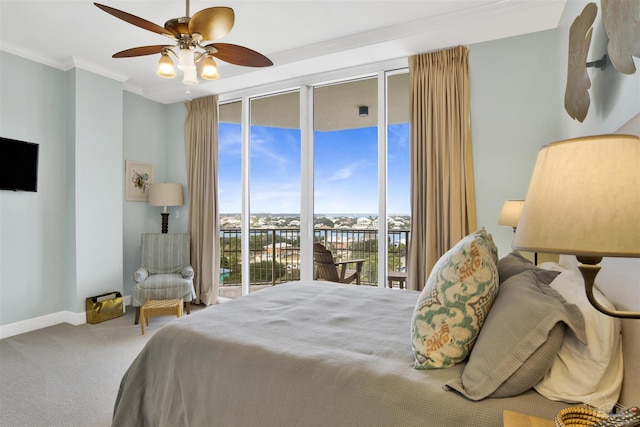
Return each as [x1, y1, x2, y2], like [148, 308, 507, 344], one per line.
[112, 281, 569, 426]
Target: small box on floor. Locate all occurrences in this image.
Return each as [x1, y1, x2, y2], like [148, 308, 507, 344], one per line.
[86, 291, 124, 324]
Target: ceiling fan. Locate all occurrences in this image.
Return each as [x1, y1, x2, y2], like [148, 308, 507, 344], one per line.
[94, 1, 273, 86]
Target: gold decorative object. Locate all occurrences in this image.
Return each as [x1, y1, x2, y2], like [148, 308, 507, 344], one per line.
[564, 2, 598, 123]
[602, 0, 640, 74]
[85, 292, 124, 324]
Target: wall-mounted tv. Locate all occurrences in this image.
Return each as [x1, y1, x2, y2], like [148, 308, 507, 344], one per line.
[0, 137, 39, 192]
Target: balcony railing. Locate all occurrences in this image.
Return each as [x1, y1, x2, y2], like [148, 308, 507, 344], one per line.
[219, 228, 409, 291]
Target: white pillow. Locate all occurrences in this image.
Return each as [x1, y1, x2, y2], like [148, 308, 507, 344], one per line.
[535, 263, 623, 411]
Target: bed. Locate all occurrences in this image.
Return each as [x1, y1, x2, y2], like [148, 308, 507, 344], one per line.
[111, 249, 638, 427]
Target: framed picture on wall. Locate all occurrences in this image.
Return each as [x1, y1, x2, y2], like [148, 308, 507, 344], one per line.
[125, 160, 155, 201]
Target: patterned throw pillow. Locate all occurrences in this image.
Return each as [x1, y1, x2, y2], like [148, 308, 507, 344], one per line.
[411, 228, 499, 369]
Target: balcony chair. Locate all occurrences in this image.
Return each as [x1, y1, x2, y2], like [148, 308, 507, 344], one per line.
[313, 243, 365, 285]
[132, 233, 196, 324]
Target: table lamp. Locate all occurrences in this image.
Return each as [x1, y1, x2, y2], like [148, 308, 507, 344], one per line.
[498, 200, 525, 231]
[498, 199, 538, 263]
[148, 183, 184, 233]
[512, 134, 639, 318]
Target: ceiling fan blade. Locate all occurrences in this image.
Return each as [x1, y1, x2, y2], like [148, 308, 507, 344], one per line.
[94, 3, 174, 37]
[207, 43, 273, 67]
[189, 7, 235, 41]
[113, 45, 171, 58]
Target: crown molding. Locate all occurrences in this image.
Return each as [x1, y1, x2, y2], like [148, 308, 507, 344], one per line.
[0, 39, 69, 70]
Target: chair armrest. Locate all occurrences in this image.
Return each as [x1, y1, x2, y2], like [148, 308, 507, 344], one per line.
[335, 259, 366, 267]
[336, 259, 365, 275]
[133, 268, 149, 283]
[181, 266, 194, 279]
[335, 259, 366, 284]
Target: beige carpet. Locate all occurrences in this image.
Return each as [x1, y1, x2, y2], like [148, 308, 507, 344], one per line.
[0, 305, 206, 427]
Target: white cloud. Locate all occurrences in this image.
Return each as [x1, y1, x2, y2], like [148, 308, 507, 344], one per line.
[329, 168, 352, 181]
[326, 159, 369, 181]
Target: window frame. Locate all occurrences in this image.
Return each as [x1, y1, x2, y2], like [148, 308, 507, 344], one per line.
[218, 59, 408, 295]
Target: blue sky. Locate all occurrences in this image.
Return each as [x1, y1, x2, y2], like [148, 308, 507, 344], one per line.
[218, 123, 410, 215]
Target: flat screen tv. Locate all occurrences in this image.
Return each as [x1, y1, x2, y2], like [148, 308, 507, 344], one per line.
[0, 137, 39, 192]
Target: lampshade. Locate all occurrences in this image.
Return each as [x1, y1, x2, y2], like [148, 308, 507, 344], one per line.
[201, 56, 219, 80]
[498, 200, 525, 228]
[148, 183, 184, 210]
[512, 134, 640, 257]
[157, 53, 176, 78]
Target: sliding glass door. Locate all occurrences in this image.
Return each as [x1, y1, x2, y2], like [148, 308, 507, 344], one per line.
[313, 77, 379, 285]
[217, 66, 409, 296]
[386, 72, 410, 279]
[249, 91, 301, 293]
[218, 101, 242, 298]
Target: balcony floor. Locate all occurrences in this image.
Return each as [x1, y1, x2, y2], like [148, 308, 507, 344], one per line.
[218, 284, 275, 299]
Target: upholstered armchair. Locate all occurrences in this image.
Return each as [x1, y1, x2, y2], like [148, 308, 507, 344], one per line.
[132, 233, 196, 324]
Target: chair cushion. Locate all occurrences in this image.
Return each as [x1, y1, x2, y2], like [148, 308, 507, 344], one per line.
[132, 274, 195, 306]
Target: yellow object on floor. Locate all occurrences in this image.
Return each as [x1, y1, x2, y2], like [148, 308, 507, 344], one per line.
[140, 298, 183, 335]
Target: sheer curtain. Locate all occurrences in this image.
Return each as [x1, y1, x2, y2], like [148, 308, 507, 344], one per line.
[184, 95, 219, 305]
[407, 46, 477, 291]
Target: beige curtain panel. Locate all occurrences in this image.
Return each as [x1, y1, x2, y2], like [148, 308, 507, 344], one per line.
[184, 95, 220, 305]
[407, 46, 477, 291]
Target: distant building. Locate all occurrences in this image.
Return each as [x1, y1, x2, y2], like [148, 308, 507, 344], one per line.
[356, 217, 372, 227]
[263, 242, 293, 258]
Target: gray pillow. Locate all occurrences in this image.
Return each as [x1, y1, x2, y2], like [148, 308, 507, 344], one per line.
[498, 251, 539, 284]
[445, 269, 586, 400]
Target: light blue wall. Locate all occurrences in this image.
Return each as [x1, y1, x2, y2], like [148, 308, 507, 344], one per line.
[120, 97, 187, 300]
[165, 101, 189, 233]
[72, 69, 124, 313]
[471, 0, 639, 258]
[470, 29, 566, 258]
[120, 96, 187, 300]
[0, 53, 127, 322]
[0, 53, 69, 322]
[122, 91, 170, 298]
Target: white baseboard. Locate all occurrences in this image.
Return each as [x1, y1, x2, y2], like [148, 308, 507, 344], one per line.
[0, 295, 132, 339]
[0, 310, 83, 339]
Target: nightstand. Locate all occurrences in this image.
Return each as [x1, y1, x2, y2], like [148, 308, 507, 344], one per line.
[503, 410, 553, 427]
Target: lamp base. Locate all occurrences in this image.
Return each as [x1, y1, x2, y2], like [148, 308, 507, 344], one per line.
[577, 256, 639, 319]
[160, 213, 169, 234]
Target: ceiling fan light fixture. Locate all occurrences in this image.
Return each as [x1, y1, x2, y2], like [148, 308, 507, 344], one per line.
[177, 47, 196, 71]
[182, 67, 199, 86]
[201, 56, 219, 80]
[157, 52, 176, 78]
[95, 2, 272, 88]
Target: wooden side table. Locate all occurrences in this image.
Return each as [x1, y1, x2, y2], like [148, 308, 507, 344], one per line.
[140, 298, 183, 335]
[387, 271, 407, 289]
[503, 410, 553, 427]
